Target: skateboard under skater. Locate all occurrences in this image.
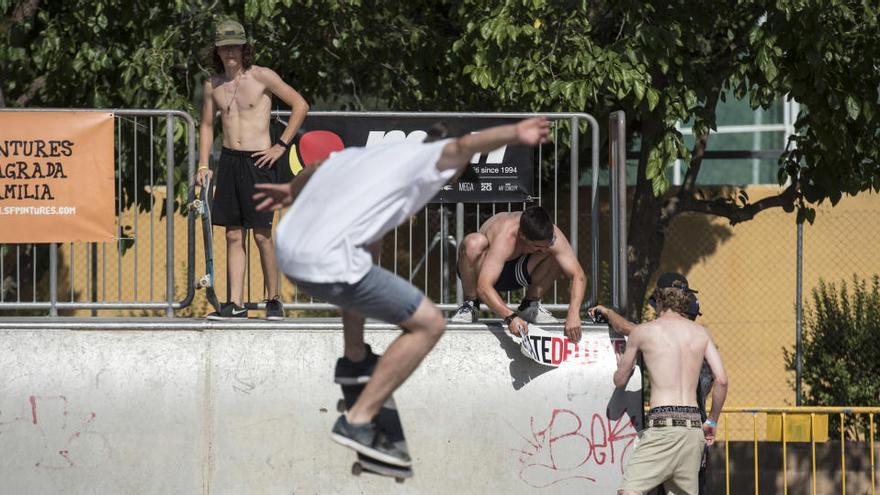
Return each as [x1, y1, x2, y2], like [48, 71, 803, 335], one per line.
[337, 382, 413, 482]
[190, 175, 221, 314]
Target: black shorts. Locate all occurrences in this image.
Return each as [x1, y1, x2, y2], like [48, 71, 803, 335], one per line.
[494, 254, 532, 292]
[211, 147, 277, 229]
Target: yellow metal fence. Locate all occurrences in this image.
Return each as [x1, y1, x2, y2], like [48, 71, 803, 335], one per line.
[722, 407, 879, 495]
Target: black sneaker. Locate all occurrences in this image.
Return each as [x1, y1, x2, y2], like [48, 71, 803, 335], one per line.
[334, 345, 380, 385]
[330, 415, 412, 467]
[206, 302, 248, 320]
[265, 296, 285, 321]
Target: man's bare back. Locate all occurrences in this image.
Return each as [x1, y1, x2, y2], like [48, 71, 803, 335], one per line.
[210, 66, 274, 151]
[612, 285, 728, 494]
[478, 211, 532, 260]
[633, 312, 711, 408]
[454, 208, 586, 340]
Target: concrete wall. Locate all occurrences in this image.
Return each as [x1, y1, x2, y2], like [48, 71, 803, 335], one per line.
[0, 321, 641, 494]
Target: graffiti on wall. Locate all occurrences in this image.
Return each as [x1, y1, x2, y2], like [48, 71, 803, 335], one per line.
[512, 407, 638, 488]
[0, 395, 111, 469]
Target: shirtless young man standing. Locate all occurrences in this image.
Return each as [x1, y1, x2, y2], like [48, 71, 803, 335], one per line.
[598, 280, 728, 495]
[196, 19, 309, 320]
[252, 118, 551, 466]
[591, 272, 715, 495]
[452, 207, 587, 343]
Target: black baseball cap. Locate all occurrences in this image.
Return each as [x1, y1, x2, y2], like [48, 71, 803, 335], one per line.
[655, 272, 697, 293]
[649, 272, 699, 313]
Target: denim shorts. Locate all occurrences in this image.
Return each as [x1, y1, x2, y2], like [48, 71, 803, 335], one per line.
[294, 265, 424, 324]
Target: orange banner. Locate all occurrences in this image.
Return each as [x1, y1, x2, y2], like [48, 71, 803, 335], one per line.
[0, 111, 115, 243]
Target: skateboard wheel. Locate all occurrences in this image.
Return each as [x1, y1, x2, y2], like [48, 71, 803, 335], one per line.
[352, 462, 363, 476]
[191, 199, 202, 210]
[198, 275, 210, 288]
[395, 477, 404, 483]
[336, 399, 345, 413]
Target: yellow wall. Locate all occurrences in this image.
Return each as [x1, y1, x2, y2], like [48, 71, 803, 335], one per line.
[657, 186, 880, 437]
[57, 186, 880, 416]
[57, 189, 301, 318]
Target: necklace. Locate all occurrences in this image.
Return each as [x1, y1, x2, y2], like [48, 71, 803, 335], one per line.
[224, 74, 241, 114]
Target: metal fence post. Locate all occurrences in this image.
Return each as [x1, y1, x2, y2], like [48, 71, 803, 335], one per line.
[456, 202, 464, 305]
[615, 112, 628, 313]
[570, 117, 579, 258]
[589, 117, 600, 307]
[609, 111, 628, 311]
[796, 221, 803, 406]
[165, 115, 175, 317]
[49, 243, 58, 316]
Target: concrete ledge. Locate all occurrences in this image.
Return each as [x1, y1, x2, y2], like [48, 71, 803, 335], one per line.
[0, 316, 612, 333]
[0, 318, 638, 494]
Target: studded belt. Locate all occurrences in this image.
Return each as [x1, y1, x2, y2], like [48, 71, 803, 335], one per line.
[648, 418, 703, 428]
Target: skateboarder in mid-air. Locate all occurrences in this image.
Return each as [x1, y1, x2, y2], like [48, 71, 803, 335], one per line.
[253, 117, 551, 467]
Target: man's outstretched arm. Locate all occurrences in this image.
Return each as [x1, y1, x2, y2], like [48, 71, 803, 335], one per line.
[436, 117, 550, 172]
[589, 305, 637, 336]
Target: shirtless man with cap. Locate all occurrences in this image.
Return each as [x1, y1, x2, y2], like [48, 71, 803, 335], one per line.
[593, 277, 728, 495]
[591, 272, 715, 494]
[196, 19, 309, 320]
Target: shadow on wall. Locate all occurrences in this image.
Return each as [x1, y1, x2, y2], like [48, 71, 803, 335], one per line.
[658, 210, 734, 284]
[484, 322, 554, 390]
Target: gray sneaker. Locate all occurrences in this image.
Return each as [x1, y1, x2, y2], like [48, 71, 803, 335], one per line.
[330, 415, 412, 467]
[450, 301, 479, 323]
[518, 300, 557, 324]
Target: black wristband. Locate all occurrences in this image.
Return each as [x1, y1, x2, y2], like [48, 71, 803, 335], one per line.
[503, 313, 517, 326]
[274, 137, 290, 148]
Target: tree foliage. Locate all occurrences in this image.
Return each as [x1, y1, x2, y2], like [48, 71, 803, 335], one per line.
[3, 0, 879, 315]
[784, 275, 880, 438]
[451, 0, 880, 314]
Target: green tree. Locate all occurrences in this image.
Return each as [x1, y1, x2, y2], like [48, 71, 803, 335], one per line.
[3, 1, 880, 314]
[0, 0, 474, 212]
[452, 0, 880, 316]
[784, 275, 880, 438]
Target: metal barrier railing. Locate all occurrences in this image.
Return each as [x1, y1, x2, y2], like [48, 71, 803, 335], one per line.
[0, 109, 196, 316]
[1, 109, 629, 316]
[259, 111, 611, 313]
[721, 406, 879, 495]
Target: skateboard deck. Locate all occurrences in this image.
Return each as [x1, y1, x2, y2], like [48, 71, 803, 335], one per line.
[337, 382, 413, 482]
[192, 176, 221, 314]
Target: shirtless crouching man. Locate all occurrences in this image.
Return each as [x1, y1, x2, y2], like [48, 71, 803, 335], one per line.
[453, 207, 587, 342]
[596, 280, 728, 495]
[196, 19, 309, 320]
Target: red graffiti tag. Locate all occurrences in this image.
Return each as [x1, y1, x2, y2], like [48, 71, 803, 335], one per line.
[513, 408, 637, 488]
[0, 395, 108, 469]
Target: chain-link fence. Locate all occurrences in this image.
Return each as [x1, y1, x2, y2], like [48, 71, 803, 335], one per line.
[660, 187, 880, 439]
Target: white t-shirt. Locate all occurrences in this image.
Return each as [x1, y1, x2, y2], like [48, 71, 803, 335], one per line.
[275, 139, 454, 284]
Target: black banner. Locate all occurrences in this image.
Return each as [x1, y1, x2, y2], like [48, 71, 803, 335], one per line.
[278, 115, 533, 203]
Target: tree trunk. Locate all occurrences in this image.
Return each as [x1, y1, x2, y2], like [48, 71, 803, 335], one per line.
[624, 119, 667, 322]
